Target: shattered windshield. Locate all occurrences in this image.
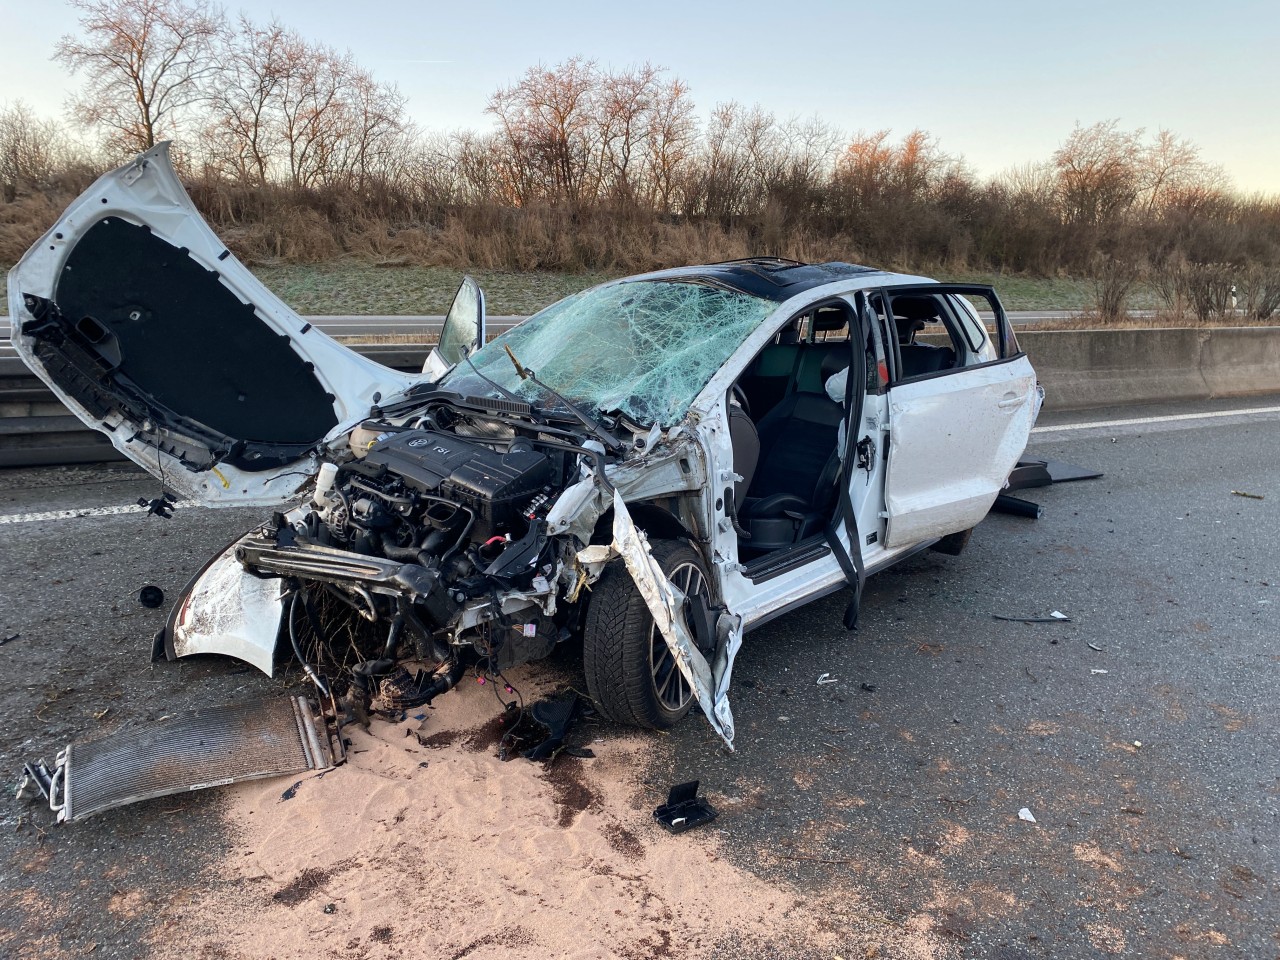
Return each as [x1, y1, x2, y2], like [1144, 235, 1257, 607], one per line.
[439, 280, 775, 426]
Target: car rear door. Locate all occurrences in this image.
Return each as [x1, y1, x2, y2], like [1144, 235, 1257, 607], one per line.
[879, 284, 1039, 548]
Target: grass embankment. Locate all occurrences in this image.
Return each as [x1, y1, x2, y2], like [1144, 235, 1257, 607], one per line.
[0, 261, 1170, 317]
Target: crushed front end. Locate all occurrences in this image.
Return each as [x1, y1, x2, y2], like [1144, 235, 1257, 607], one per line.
[231, 391, 618, 722]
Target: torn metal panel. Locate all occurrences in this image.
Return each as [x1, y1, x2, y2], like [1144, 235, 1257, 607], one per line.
[170, 539, 285, 676]
[47, 696, 340, 822]
[608, 490, 742, 749]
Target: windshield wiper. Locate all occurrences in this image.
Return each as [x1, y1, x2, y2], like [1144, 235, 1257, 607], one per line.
[502, 344, 623, 453]
[461, 346, 530, 409]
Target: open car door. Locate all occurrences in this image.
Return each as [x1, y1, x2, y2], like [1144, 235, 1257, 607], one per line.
[7, 144, 421, 507]
[880, 284, 1040, 548]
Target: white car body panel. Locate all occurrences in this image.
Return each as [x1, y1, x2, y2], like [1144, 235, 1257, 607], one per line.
[170, 540, 285, 675]
[883, 356, 1039, 547]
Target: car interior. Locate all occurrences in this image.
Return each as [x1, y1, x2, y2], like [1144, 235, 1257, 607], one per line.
[729, 301, 860, 559]
[725, 289, 989, 565]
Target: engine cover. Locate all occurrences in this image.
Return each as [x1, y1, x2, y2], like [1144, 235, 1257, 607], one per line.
[361, 430, 554, 541]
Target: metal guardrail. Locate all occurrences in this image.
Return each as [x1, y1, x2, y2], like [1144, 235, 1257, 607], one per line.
[0, 343, 435, 469]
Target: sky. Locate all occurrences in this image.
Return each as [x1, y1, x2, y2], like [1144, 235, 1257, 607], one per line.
[3, 0, 1278, 192]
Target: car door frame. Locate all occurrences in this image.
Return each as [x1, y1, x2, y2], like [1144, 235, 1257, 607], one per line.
[702, 290, 870, 629]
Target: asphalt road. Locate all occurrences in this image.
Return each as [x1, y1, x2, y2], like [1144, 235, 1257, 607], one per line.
[0, 397, 1276, 958]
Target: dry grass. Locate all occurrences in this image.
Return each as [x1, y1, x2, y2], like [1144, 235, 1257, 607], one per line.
[1028, 311, 1280, 331]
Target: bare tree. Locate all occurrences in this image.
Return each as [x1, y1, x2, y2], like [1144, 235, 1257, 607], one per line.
[55, 0, 224, 156]
[643, 75, 697, 213]
[0, 101, 80, 193]
[487, 57, 603, 205]
[1052, 120, 1144, 226]
[201, 15, 288, 185]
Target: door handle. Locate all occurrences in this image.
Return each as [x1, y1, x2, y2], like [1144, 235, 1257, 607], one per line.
[998, 392, 1026, 409]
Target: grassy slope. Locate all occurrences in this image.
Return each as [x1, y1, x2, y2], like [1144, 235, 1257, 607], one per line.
[1, 261, 1161, 317]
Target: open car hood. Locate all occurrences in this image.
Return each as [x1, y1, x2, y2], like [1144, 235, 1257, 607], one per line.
[7, 143, 420, 507]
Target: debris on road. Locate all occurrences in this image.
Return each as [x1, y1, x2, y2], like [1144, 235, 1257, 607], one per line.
[994, 612, 1072, 623]
[0, 633, 19, 646]
[816, 673, 838, 685]
[654, 780, 718, 834]
[1231, 490, 1264, 500]
[516, 691, 583, 762]
[137, 585, 165, 608]
[137, 492, 178, 518]
[1018, 807, 1037, 823]
[1091, 668, 1109, 675]
[1087, 642, 1105, 652]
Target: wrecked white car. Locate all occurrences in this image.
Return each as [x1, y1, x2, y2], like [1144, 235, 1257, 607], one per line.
[9, 144, 1042, 756]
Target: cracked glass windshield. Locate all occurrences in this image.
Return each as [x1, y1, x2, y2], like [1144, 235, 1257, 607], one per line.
[440, 280, 775, 426]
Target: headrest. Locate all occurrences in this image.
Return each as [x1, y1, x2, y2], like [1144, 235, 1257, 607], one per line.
[895, 316, 926, 343]
[812, 306, 849, 332]
[891, 295, 941, 322]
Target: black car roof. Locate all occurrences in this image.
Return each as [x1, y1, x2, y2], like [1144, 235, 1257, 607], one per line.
[639, 258, 883, 302]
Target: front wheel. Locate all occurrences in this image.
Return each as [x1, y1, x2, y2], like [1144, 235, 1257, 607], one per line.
[582, 539, 710, 730]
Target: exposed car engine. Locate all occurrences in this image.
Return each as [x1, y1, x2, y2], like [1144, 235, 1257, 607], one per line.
[234, 404, 604, 719]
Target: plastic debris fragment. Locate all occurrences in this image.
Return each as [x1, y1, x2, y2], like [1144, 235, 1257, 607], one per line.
[654, 780, 718, 834]
[1018, 807, 1037, 823]
[994, 613, 1072, 623]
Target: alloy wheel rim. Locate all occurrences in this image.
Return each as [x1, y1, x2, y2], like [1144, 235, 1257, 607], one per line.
[648, 561, 707, 713]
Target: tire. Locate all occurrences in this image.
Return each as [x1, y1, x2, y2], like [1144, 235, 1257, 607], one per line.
[582, 539, 711, 730]
[930, 526, 974, 556]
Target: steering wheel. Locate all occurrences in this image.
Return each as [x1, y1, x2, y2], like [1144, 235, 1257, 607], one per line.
[731, 383, 751, 417]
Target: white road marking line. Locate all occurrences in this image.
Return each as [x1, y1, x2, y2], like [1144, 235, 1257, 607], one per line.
[0, 500, 199, 525]
[1032, 405, 1280, 434]
[5, 403, 1278, 523]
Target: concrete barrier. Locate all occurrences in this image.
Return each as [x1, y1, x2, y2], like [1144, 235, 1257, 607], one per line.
[3, 326, 1280, 466]
[1018, 326, 1280, 411]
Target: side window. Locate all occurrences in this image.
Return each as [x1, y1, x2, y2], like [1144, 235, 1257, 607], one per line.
[947, 295, 997, 362]
[887, 291, 1016, 381]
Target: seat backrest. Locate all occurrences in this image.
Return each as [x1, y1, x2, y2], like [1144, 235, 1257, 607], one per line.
[727, 402, 759, 504]
[749, 392, 846, 506]
[898, 343, 956, 378]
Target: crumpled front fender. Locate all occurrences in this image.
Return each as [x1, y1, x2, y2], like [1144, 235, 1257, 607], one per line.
[161, 533, 285, 676]
[602, 489, 743, 749]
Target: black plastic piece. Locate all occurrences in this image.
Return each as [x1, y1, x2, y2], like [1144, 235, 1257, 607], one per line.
[519, 692, 582, 761]
[138, 585, 165, 608]
[654, 780, 718, 834]
[992, 493, 1044, 519]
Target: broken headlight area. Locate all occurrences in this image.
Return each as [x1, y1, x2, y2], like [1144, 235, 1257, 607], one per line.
[236, 410, 605, 722]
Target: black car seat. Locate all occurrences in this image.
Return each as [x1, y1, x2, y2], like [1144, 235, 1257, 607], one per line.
[737, 392, 844, 551]
[727, 396, 759, 504]
[738, 314, 853, 551]
[893, 296, 956, 378]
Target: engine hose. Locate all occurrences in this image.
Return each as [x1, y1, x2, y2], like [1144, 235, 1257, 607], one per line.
[287, 589, 331, 698]
[382, 610, 405, 659]
[419, 657, 467, 704]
